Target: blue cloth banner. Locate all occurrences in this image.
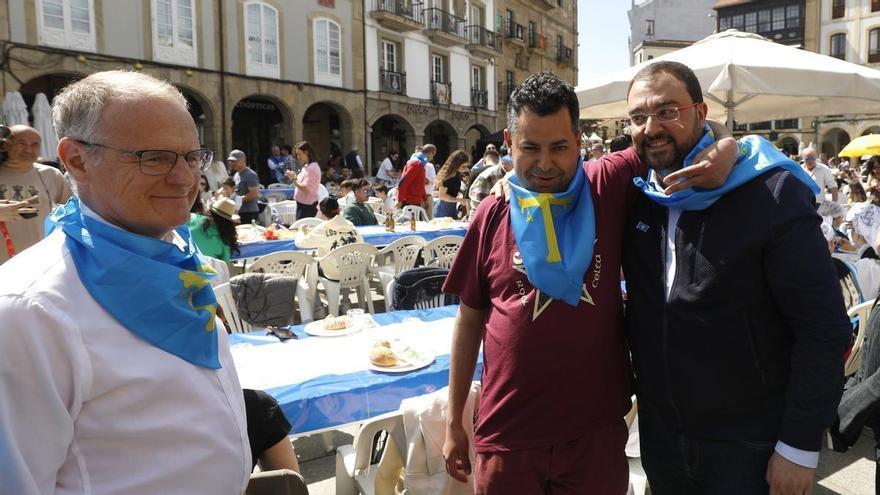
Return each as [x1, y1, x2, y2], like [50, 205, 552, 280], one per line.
[633, 125, 820, 210]
[47, 197, 221, 369]
[507, 159, 595, 306]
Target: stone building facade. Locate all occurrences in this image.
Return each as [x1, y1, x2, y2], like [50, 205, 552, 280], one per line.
[494, 0, 577, 132]
[1, 0, 366, 183]
[814, 0, 880, 157]
[363, 0, 499, 169]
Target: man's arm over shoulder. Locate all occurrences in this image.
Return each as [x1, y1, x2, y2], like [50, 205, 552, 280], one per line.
[762, 170, 851, 453]
[0, 294, 87, 495]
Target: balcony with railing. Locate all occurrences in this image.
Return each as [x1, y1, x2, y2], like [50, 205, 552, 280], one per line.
[471, 88, 488, 109]
[465, 25, 501, 57]
[423, 8, 466, 46]
[504, 20, 526, 46]
[370, 0, 424, 32]
[556, 45, 573, 65]
[534, 0, 558, 10]
[431, 80, 451, 105]
[380, 69, 406, 95]
[528, 30, 546, 51]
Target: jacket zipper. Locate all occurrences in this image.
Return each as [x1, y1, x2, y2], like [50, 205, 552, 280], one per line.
[660, 207, 683, 428]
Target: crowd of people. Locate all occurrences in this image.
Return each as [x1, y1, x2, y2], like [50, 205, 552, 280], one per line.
[0, 61, 875, 495]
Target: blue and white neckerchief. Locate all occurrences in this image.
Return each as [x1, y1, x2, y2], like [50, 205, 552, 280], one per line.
[634, 125, 820, 210]
[46, 197, 221, 369]
[507, 158, 595, 306]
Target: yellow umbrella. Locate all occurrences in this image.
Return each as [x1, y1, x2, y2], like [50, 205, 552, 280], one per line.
[839, 134, 880, 158]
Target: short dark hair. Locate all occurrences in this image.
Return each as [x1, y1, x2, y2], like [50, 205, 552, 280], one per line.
[609, 134, 633, 153]
[628, 61, 703, 105]
[507, 72, 579, 135]
[319, 197, 339, 218]
[282, 144, 293, 154]
[221, 177, 236, 188]
[339, 179, 357, 190]
[373, 183, 388, 194]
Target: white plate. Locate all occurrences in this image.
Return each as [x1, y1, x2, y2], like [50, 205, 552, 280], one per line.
[303, 318, 364, 337]
[369, 342, 435, 373]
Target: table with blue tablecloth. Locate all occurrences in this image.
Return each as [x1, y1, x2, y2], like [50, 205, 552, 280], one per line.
[229, 305, 481, 436]
[260, 187, 296, 199]
[232, 221, 468, 260]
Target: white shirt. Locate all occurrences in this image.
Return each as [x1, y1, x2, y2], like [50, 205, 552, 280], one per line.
[377, 158, 395, 183]
[802, 162, 837, 204]
[424, 162, 437, 195]
[0, 221, 251, 494]
[650, 172, 818, 469]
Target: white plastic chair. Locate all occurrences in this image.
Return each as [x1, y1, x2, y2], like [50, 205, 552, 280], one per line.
[335, 411, 405, 495]
[272, 200, 298, 226]
[317, 243, 379, 316]
[845, 300, 876, 376]
[246, 250, 318, 323]
[421, 235, 464, 269]
[369, 236, 426, 307]
[400, 205, 429, 222]
[266, 191, 287, 204]
[388, 187, 398, 205]
[291, 217, 323, 230]
[267, 183, 287, 189]
[318, 183, 330, 201]
[367, 200, 387, 217]
[213, 282, 252, 334]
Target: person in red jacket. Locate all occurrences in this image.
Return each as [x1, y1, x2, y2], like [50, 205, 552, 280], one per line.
[397, 144, 435, 212]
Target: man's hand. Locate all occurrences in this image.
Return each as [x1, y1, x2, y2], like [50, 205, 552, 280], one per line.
[766, 452, 814, 495]
[443, 423, 472, 483]
[0, 200, 29, 222]
[661, 136, 739, 195]
[490, 176, 511, 201]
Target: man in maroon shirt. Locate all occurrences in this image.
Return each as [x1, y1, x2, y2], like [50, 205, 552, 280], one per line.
[396, 144, 435, 211]
[442, 72, 737, 494]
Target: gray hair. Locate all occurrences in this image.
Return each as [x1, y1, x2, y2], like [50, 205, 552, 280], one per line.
[52, 70, 187, 142]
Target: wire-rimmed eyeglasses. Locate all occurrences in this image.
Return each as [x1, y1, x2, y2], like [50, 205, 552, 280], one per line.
[75, 140, 214, 176]
[627, 102, 701, 128]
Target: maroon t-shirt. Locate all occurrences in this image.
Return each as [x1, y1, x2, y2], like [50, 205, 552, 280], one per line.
[443, 149, 645, 452]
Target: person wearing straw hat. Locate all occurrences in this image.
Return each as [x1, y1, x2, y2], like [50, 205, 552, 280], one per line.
[187, 196, 240, 263]
[0, 71, 251, 494]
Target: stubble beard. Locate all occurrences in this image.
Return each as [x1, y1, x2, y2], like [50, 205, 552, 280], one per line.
[637, 123, 704, 182]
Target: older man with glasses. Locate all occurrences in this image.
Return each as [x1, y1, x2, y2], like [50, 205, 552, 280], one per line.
[0, 71, 252, 494]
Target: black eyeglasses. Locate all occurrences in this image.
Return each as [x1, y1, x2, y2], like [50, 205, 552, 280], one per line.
[627, 102, 700, 128]
[75, 140, 214, 176]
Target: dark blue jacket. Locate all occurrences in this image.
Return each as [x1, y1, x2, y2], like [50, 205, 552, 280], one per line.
[622, 168, 851, 451]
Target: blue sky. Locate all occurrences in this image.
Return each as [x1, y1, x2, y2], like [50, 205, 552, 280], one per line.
[577, 2, 631, 88]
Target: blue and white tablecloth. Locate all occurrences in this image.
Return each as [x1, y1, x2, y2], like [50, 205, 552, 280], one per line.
[232, 222, 468, 260]
[229, 305, 482, 435]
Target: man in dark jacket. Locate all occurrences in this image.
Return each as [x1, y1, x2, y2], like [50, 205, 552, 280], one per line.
[622, 61, 851, 494]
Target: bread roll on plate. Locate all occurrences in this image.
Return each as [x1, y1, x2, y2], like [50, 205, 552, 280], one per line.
[370, 340, 399, 367]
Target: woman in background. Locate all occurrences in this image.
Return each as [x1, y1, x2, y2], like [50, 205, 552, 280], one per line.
[286, 141, 322, 220]
[432, 150, 470, 219]
[188, 197, 240, 263]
